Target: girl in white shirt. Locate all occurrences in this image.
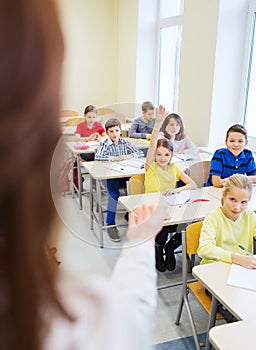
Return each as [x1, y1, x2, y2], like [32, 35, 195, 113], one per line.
[160, 113, 196, 155]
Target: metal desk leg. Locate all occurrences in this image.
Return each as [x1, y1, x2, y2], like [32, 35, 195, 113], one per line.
[76, 154, 83, 210]
[205, 295, 218, 350]
[96, 179, 104, 248]
[89, 175, 94, 230]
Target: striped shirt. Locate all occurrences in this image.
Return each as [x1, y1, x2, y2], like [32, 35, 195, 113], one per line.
[95, 137, 144, 161]
[207, 148, 256, 186]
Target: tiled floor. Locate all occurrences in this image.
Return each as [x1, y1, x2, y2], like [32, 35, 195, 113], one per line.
[53, 187, 222, 345]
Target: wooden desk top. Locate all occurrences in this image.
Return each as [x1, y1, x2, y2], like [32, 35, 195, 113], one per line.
[82, 159, 145, 180]
[193, 262, 256, 321]
[119, 188, 220, 226]
[193, 262, 256, 350]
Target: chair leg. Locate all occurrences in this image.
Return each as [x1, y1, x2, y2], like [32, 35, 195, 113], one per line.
[175, 294, 185, 325]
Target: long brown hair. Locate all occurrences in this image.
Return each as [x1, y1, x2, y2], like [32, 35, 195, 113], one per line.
[0, 0, 65, 349]
[160, 113, 186, 141]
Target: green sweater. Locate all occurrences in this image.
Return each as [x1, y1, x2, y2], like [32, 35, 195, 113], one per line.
[198, 207, 256, 264]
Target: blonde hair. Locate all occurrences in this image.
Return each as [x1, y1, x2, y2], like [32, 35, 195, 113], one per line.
[221, 174, 252, 204]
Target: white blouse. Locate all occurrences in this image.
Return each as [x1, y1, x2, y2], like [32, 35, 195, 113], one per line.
[44, 241, 157, 350]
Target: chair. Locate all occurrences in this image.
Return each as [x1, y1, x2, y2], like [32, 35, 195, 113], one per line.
[60, 109, 78, 117]
[189, 161, 210, 188]
[128, 173, 145, 195]
[67, 117, 84, 126]
[101, 112, 126, 125]
[97, 107, 115, 116]
[175, 221, 222, 350]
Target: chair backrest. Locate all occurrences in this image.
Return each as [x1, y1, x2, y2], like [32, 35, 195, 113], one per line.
[97, 107, 115, 116]
[101, 112, 126, 125]
[129, 174, 145, 195]
[185, 221, 203, 255]
[60, 109, 78, 117]
[189, 161, 210, 188]
[67, 117, 84, 126]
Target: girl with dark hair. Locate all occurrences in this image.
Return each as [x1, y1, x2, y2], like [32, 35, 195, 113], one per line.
[0, 1, 167, 350]
[160, 113, 196, 154]
[145, 107, 197, 272]
[75, 105, 106, 142]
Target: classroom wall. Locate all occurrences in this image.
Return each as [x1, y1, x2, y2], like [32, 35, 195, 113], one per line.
[58, 0, 250, 147]
[57, 0, 118, 114]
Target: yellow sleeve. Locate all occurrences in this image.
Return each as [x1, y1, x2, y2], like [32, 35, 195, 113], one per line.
[197, 210, 232, 264]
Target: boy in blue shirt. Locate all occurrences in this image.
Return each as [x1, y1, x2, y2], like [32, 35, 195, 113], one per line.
[207, 124, 256, 187]
[95, 118, 144, 242]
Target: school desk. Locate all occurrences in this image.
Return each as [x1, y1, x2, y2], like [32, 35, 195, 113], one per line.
[66, 138, 150, 210]
[66, 141, 100, 209]
[118, 188, 220, 227]
[193, 262, 256, 350]
[82, 159, 145, 248]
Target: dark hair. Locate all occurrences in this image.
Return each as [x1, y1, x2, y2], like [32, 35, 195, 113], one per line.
[156, 138, 174, 153]
[160, 113, 185, 141]
[142, 101, 154, 113]
[105, 118, 122, 131]
[0, 1, 65, 350]
[84, 104, 97, 116]
[225, 124, 247, 140]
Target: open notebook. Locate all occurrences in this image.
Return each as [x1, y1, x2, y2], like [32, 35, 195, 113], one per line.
[107, 158, 145, 173]
[227, 263, 256, 291]
[161, 189, 210, 206]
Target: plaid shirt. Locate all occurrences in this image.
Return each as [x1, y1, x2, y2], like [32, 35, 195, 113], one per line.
[95, 137, 144, 161]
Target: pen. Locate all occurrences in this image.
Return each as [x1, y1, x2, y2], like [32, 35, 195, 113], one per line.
[238, 244, 253, 256]
[179, 198, 190, 207]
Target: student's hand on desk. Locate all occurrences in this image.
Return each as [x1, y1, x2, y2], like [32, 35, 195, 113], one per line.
[146, 134, 151, 140]
[231, 254, 256, 269]
[162, 188, 177, 196]
[126, 203, 168, 244]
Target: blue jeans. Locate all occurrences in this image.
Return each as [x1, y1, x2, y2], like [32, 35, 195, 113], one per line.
[103, 178, 129, 225]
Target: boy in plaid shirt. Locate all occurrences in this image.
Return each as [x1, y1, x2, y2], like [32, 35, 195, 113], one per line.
[95, 118, 144, 242]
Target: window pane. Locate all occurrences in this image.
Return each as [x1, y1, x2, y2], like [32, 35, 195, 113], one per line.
[244, 13, 256, 138]
[160, 0, 183, 18]
[158, 26, 182, 111]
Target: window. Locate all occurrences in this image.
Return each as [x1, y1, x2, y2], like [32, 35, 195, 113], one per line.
[243, 1, 256, 139]
[157, 0, 183, 111]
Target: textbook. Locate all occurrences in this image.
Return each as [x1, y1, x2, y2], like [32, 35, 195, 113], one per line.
[161, 189, 210, 206]
[105, 158, 145, 174]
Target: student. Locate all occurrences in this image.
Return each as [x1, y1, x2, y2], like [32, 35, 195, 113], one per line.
[75, 105, 106, 161]
[159, 113, 196, 155]
[198, 174, 256, 322]
[0, 1, 168, 350]
[128, 101, 155, 139]
[144, 106, 197, 272]
[198, 174, 256, 267]
[207, 124, 256, 187]
[75, 105, 106, 142]
[95, 118, 144, 242]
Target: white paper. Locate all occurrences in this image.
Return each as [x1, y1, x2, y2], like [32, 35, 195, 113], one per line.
[109, 163, 140, 174]
[118, 158, 145, 169]
[161, 189, 210, 206]
[227, 263, 256, 291]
